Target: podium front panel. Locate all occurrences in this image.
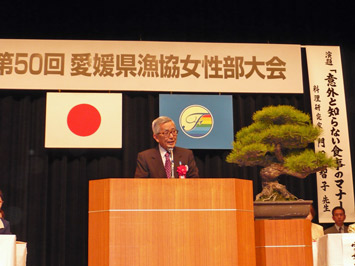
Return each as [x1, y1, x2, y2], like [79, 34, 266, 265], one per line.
[317, 234, 355, 266]
[89, 178, 256, 266]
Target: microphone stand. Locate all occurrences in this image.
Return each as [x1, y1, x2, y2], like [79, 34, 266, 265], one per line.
[169, 148, 175, 178]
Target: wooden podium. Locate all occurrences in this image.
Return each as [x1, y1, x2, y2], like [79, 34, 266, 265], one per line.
[88, 178, 256, 266]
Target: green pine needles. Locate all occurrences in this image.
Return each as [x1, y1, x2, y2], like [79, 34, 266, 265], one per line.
[227, 105, 337, 201]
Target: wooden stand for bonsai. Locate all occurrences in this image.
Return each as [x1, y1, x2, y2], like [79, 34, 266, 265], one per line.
[254, 219, 313, 266]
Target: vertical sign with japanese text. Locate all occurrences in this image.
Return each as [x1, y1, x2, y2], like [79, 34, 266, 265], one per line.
[306, 46, 355, 223]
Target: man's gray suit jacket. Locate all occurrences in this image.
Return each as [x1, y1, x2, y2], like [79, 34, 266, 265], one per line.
[324, 224, 348, 234]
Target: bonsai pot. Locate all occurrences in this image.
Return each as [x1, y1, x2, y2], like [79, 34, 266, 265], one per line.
[253, 200, 313, 220]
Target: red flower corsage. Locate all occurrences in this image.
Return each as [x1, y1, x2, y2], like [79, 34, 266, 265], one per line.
[177, 164, 188, 179]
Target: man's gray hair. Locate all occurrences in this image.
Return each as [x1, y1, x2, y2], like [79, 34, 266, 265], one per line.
[152, 116, 175, 135]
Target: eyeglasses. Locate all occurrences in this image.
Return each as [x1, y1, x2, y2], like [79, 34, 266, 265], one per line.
[159, 129, 179, 137]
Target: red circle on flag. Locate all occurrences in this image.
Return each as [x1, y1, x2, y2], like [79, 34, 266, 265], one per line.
[67, 104, 101, 137]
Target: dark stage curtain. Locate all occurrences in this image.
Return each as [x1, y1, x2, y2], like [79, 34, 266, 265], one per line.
[0, 48, 354, 266]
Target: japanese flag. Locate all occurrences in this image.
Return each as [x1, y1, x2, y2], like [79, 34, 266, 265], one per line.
[45, 92, 122, 148]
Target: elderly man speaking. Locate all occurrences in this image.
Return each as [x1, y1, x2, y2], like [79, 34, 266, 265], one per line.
[134, 116, 199, 178]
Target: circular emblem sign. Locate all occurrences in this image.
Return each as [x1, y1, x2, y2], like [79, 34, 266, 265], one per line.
[179, 105, 213, 138]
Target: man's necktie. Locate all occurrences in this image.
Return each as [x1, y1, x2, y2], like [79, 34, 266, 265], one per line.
[165, 152, 171, 178]
[339, 227, 343, 233]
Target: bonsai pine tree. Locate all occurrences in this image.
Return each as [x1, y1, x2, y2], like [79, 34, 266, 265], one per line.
[227, 105, 337, 201]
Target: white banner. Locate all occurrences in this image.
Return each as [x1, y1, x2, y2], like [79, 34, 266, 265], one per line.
[306, 45, 355, 223]
[0, 39, 303, 93]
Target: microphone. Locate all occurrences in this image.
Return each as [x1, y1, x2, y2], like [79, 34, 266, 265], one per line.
[168, 148, 175, 178]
